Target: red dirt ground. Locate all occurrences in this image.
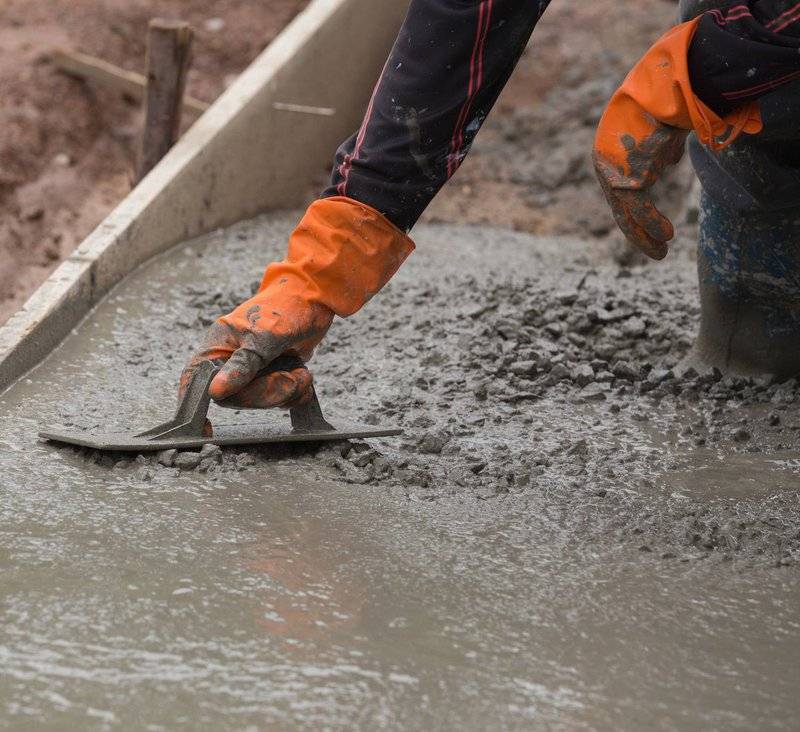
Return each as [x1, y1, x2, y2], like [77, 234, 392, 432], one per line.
[0, 0, 308, 323]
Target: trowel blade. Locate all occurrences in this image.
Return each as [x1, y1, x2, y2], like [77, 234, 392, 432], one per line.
[39, 420, 402, 452]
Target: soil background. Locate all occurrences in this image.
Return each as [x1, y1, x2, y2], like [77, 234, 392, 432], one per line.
[0, 0, 309, 323]
[1, 0, 683, 325]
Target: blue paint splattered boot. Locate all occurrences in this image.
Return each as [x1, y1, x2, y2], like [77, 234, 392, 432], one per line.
[684, 190, 800, 378]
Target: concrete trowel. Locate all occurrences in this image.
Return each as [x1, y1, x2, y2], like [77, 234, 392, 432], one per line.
[39, 357, 401, 452]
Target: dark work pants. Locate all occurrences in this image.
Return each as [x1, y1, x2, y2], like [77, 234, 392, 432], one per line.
[322, 0, 552, 232]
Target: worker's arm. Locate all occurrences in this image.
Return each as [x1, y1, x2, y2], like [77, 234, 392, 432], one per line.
[594, 2, 800, 259]
[180, 197, 413, 408]
[182, 0, 552, 408]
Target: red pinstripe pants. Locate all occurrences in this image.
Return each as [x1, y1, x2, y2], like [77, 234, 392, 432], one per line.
[322, 0, 551, 231]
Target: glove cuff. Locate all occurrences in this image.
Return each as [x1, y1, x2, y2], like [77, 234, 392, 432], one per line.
[595, 18, 763, 188]
[260, 196, 415, 318]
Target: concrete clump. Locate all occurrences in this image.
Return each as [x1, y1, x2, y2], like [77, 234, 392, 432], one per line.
[78, 441, 253, 478]
[174, 452, 202, 470]
[417, 431, 450, 455]
[571, 363, 594, 387]
[58, 221, 799, 566]
[157, 449, 177, 467]
[310, 263, 799, 564]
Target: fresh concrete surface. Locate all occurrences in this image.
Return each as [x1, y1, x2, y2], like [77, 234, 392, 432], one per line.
[1, 214, 798, 729]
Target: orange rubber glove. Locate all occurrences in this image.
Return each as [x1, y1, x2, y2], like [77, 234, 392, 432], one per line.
[593, 18, 762, 260]
[181, 196, 415, 410]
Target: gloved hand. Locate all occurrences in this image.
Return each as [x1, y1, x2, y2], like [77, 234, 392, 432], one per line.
[180, 196, 415, 410]
[593, 18, 762, 260]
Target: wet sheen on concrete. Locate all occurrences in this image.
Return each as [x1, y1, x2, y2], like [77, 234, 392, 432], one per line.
[1, 213, 799, 730]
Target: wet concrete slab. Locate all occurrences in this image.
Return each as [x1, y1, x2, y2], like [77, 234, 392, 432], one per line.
[1, 213, 799, 729]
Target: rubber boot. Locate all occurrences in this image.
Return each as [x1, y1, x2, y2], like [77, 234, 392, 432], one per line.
[683, 190, 800, 379]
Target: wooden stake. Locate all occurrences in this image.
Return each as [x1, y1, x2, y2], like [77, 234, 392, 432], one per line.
[136, 19, 194, 184]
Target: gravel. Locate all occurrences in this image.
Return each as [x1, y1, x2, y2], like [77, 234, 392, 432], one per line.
[57, 219, 800, 567]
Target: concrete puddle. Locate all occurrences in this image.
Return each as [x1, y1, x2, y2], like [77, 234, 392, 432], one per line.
[662, 450, 800, 499]
[1, 213, 799, 728]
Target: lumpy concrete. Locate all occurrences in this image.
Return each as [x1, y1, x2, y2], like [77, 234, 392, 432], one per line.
[1, 213, 799, 729]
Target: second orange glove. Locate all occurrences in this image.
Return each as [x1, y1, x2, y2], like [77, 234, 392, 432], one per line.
[593, 18, 762, 260]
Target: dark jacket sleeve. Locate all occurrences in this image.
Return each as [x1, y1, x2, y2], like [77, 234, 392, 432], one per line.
[687, 1, 800, 117]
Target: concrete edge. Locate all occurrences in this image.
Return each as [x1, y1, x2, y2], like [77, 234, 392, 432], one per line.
[0, 0, 410, 393]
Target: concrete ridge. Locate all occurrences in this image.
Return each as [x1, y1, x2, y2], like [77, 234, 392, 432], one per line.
[0, 0, 410, 394]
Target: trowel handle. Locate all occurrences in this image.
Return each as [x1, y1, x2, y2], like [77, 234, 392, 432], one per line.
[257, 355, 333, 433]
[255, 354, 307, 376]
[221, 354, 333, 432]
[139, 356, 324, 442]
